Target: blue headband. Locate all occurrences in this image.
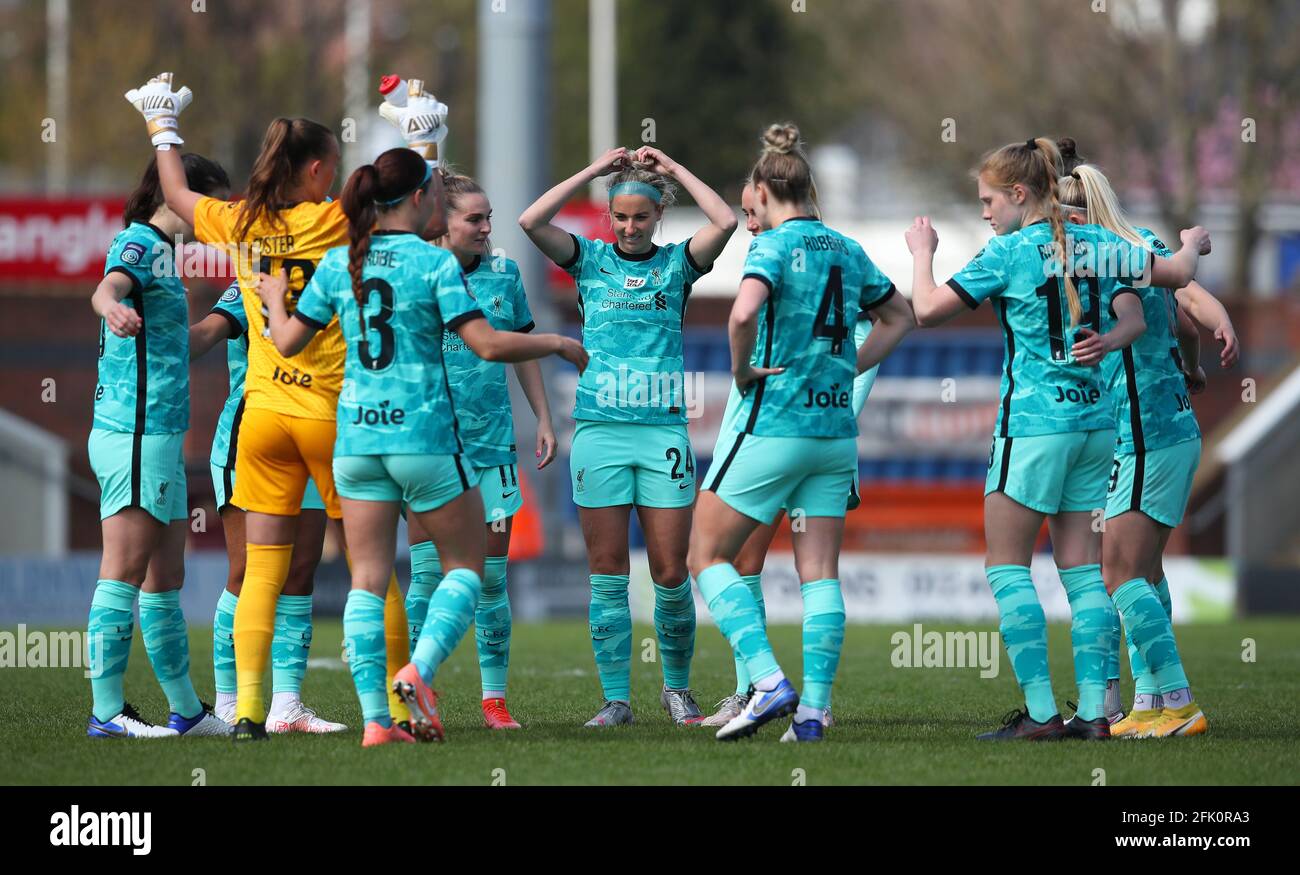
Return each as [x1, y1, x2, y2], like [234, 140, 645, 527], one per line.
[377, 161, 433, 207]
[608, 181, 662, 204]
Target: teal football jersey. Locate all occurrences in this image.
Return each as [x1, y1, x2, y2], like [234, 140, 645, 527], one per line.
[94, 222, 190, 434]
[946, 220, 1149, 437]
[294, 231, 482, 456]
[560, 233, 709, 425]
[734, 217, 896, 438]
[208, 281, 249, 468]
[442, 254, 535, 466]
[719, 315, 878, 436]
[1099, 228, 1200, 454]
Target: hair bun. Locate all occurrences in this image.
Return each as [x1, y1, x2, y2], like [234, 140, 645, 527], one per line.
[762, 123, 801, 155]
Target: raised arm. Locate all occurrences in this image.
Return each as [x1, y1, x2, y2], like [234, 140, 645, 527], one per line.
[512, 360, 557, 469]
[904, 217, 969, 327]
[519, 147, 630, 264]
[1174, 280, 1238, 368]
[1146, 226, 1211, 292]
[253, 270, 318, 357]
[1071, 292, 1146, 367]
[856, 292, 916, 374]
[124, 73, 202, 226]
[91, 272, 142, 338]
[633, 147, 737, 268]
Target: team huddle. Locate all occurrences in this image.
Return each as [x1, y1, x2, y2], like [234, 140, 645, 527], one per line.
[83, 72, 1236, 747]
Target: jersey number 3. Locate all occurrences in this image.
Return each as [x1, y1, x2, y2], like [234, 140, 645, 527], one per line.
[357, 277, 396, 371]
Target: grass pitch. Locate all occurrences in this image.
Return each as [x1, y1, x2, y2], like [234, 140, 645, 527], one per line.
[3, 619, 1297, 785]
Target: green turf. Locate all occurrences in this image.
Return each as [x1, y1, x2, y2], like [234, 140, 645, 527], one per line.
[3, 619, 1297, 785]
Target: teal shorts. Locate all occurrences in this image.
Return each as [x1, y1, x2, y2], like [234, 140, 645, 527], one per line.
[476, 463, 524, 524]
[986, 429, 1115, 514]
[1105, 437, 1201, 528]
[89, 428, 188, 524]
[210, 461, 324, 513]
[569, 421, 696, 509]
[334, 453, 480, 514]
[705, 431, 857, 525]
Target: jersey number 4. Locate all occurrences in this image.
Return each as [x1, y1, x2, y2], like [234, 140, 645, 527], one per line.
[357, 277, 396, 371]
[812, 267, 850, 356]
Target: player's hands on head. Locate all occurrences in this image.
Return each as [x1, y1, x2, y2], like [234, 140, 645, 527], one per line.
[556, 336, 589, 374]
[633, 146, 677, 176]
[591, 147, 631, 178]
[377, 78, 449, 159]
[905, 217, 938, 255]
[734, 361, 785, 392]
[1069, 327, 1108, 367]
[1181, 226, 1211, 256]
[106, 302, 143, 338]
[124, 72, 193, 148]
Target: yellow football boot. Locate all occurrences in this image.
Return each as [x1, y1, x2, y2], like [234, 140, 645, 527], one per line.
[1110, 708, 1163, 739]
[1144, 703, 1208, 738]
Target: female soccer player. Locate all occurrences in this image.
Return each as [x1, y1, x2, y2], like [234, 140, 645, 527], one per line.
[1058, 164, 1227, 738]
[520, 145, 737, 727]
[125, 72, 443, 739]
[85, 153, 232, 739]
[403, 171, 557, 730]
[189, 283, 345, 733]
[255, 148, 587, 746]
[905, 137, 1211, 740]
[688, 124, 916, 742]
[701, 181, 885, 731]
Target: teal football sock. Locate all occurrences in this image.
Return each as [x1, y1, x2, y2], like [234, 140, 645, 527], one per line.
[343, 589, 390, 727]
[271, 594, 312, 694]
[1126, 577, 1174, 696]
[654, 577, 696, 690]
[212, 588, 238, 695]
[405, 541, 442, 655]
[696, 563, 780, 686]
[139, 590, 203, 720]
[1104, 593, 1122, 682]
[1113, 578, 1189, 699]
[1059, 564, 1114, 721]
[411, 567, 481, 685]
[476, 556, 511, 696]
[987, 565, 1056, 723]
[589, 574, 632, 702]
[733, 574, 765, 695]
[800, 579, 845, 712]
[88, 579, 139, 722]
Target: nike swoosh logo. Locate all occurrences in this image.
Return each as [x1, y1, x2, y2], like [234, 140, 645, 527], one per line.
[501, 491, 517, 499]
[678, 482, 692, 489]
[92, 721, 129, 738]
[599, 267, 616, 276]
[591, 635, 617, 642]
[750, 688, 785, 717]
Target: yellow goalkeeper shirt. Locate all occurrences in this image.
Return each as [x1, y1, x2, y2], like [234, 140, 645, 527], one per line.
[194, 197, 348, 421]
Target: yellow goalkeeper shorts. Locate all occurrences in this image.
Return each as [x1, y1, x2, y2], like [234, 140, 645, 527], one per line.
[231, 407, 341, 519]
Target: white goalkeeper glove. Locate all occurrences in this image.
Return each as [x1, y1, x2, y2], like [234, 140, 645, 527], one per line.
[124, 72, 193, 149]
[377, 78, 449, 163]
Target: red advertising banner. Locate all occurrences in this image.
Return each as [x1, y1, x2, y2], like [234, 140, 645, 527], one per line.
[0, 198, 126, 282]
[1, 197, 613, 285]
